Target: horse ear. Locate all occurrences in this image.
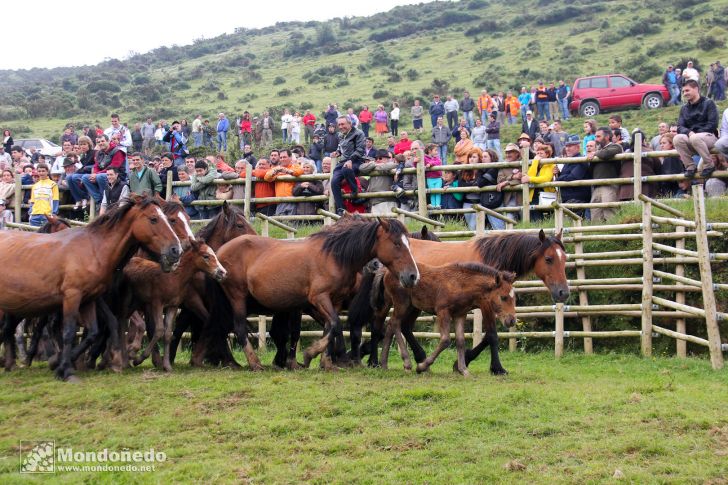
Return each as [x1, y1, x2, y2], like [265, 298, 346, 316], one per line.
[170, 193, 181, 203]
[420, 226, 428, 238]
[222, 201, 230, 214]
[555, 228, 563, 240]
[494, 273, 502, 288]
[539, 229, 546, 242]
[154, 193, 165, 204]
[502, 271, 517, 284]
[377, 217, 390, 231]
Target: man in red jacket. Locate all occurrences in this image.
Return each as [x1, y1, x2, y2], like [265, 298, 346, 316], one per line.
[302, 109, 316, 145]
[393, 132, 413, 155]
[81, 134, 127, 204]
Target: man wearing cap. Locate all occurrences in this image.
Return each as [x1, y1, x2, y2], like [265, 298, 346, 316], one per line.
[521, 110, 538, 141]
[663, 64, 680, 106]
[683, 61, 699, 83]
[553, 135, 591, 210]
[497, 143, 525, 213]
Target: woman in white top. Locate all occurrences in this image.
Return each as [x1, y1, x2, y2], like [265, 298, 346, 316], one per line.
[390, 102, 400, 136]
[280, 109, 293, 144]
[154, 123, 165, 146]
[290, 112, 301, 144]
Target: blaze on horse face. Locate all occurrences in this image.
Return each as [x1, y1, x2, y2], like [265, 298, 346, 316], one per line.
[533, 229, 570, 303]
[482, 271, 517, 327]
[374, 218, 420, 288]
[129, 198, 182, 272]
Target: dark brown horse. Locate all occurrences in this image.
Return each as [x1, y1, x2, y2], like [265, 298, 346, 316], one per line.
[211, 217, 420, 370]
[123, 239, 227, 371]
[0, 194, 182, 381]
[378, 262, 516, 376]
[349, 229, 568, 374]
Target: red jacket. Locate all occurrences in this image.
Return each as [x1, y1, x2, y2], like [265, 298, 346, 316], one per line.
[303, 113, 316, 126]
[92, 142, 126, 174]
[393, 138, 412, 155]
[358, 110, 373, 124]
[240, 120, 252, 133]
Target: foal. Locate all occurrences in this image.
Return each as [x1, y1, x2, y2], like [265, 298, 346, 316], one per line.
[380, 262, 516, 377]
[122, 239, 227, 371]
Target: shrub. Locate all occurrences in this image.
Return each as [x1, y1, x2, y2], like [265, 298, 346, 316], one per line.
[697, 28, 726, 51]
[217, 91, 227, 100]
[373, 89, 390, 99]
[472, 47, 504, 62]
[277, 89, 292, 97]
[86, 80, 121, 93]
[273, 76, 286, 85]
[405, 69, 420, 81]
[369, 49, 400, 68]
[132, 74, 151, 85]
[386, 70, 402, 83]
[464, 19, 503, 36]
[335, 78, 350, 88]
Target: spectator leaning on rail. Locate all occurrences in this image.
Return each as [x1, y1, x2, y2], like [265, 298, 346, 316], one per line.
[264, 148, 303, 216]
[81, 135, 127, 205]
[28, 163, 59, 227]
[128, 152, 162, 196]
[359, 149, 398, 215]
[330, 116, 366, 215]
[292, 161, 324, 217]
[191, 159, 221, 220]
[99, 167, 129, 215]
[587, 127, 623, 222]
[673, 79, 719, 179]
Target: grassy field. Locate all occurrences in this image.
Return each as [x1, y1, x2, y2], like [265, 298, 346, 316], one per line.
[0, 349, 726, 484]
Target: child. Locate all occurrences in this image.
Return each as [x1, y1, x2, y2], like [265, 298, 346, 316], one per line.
[423, 143, 443, 208]
[440, 170, 463, 212]
[28, 163, 59, 227]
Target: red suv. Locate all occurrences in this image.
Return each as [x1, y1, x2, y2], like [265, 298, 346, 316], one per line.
[569, 74, 669, 117]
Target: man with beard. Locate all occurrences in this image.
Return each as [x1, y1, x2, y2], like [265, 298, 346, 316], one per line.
[587, 127, 623, 221]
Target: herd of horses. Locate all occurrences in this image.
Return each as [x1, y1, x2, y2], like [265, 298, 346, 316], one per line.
[0, 194, 570, 382]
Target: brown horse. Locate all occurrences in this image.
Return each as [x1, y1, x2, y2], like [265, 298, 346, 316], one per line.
[211, 217, 420, 370]
[350, 229, 568, 374]
[0, 194, 182, 381]
[123, 239, 227, 371]
[378, 262, 517, 376]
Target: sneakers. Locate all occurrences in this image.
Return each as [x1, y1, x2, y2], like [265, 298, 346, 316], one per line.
[700, 165, 716, 178]
[683, 167, 696, 179]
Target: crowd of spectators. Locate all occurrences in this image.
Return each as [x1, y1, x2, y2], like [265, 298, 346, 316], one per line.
[1, 64, 727, 229]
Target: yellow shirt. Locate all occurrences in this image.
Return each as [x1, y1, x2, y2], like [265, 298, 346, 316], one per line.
[526, 157, 555, 202]
[29, 179, 59, 216]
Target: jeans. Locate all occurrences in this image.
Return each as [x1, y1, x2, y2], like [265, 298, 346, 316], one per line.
[536, 102, 549, 120]
[67, 173, 89, 202]
[305, 125, 314, 144]
[487, 138, 501, 157]
[217, 132, 227, 151]
[192, 132, 202, 147]
[29, 214, 49, 227]
[715, 81, 726, 101]
[81, 173, 108, 203]
[668, 84, 680, 105]
[463, 202, 476, 230]
[390, 120, 399, 136]
[361, 123, 370, 137]
[463, 111, 474, 129]
[430, 115, 439, 128]
[331, 162, 360, 212]
[426, 177, 443, 208]
[487, 214, 506, 230]
[559, 98, 570, 119]
[520, 105, 529, 122]
[507, 114, 517, 125]
[480, 111, 489, 124]
[438, 144, 448, 164]
[446, 111, 458, 130]
[282, 128, 288, 143]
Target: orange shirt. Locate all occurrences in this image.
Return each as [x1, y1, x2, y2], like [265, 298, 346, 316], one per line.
[477, 95, 494, 113]
[264, 164, 303, 198]
[505, 96, 520, 116]
[251, 168, 276, 206]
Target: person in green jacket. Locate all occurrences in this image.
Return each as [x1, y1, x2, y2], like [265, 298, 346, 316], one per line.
[129, 152, 162, 196]
[191, 159, 220, 219]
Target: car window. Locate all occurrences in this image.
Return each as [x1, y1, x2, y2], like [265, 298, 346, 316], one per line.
[610, 76, 632, 88]
[591, 77, 608, 89]
[22, 140, 42, 149]
[577, 79, 590, 89]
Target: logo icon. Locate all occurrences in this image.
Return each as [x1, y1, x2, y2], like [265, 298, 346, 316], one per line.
[20, 441, 55, 473]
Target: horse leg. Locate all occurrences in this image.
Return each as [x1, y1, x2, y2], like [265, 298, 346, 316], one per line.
[14, 319, 28, 365]
[302, 295, 338, 370]
[454, 316, 470, 377]
[367, 311, 387, 368]
[231, 299, 263, 371]
[162, 308, 176, 372]
[348, 308, 363, 366]
[286, 311, 302, 370]
[133, 304, 163, 367]
[379, 320, 396, 370]
[93, 298, 121, 372]
[26, 317, 48, 367]
[270, 312, 290, 369]
[402, 319, 427, 364]
[463, 312, 494, 367]
[70, 304, 99, 363]
[396, 309, 420, 371]
[2, 314, 20, 371]
[416, 312, 452, 374]
[125, 311, 145, 362]
[486, 320, 507, 375]
[57, 292, 83, 382]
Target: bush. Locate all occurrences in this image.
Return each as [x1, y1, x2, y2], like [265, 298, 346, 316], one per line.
[132, 74, 151, 85]
[217, 91, 227, 100]
[614, 54, 662, 83]
[373, 89, 390, 100]
[697, 28, 726, 51]
[386, 70, 402, 83]
[464, 19, 503, 36]
[472, 47, 504, 62]
[273, 76, 286, 85]
[86, 80, 121, 93]
[405, 69, 420, 81]
[334, 78, 350, 88]
[277, 89, 292, 97]
[369, 49, 400, 68]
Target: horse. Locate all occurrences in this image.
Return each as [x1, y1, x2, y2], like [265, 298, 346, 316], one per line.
[0, 194, 182, 381]
[210, 217, 420, 370]
[348, 229, 569, 374]
[378, 262, 517, 376]
[122, 239, 227, 371]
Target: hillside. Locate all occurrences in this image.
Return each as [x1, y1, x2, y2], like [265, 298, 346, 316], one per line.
[2, 0, 727, 140]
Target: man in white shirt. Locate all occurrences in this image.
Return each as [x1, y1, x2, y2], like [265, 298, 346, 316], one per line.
[104, 113, 132, 152]
[141, 117, 156, 153]
[682, 61, 699, 83]
[51, 140, 74, 173]
[191, 115, 203, 147]
[444, 95, 459, 131]
[714, 107, 728, 158]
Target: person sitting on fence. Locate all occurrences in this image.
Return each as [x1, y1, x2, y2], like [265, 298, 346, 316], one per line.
[191, 159, 221, 220]
[129, 152, 163, 197]
[28, 163, 59, 227]
[331, 116, 366, 215]
[587, 127, 623, 222]
[175, 168, 199, 219]
[522, 144, 556, 221]
[81, 134, 127, 205]
[673, 79, 719, 179]
[99, 167, 129, 216]
[619, 129, 660, 201]
[713, 106, 728, 160]
[705, 153, 728, 197]
[553, 135, 591, 215]
[359, 148, 398, 215]
[264, 148, 303, 216]
[292, 161, 324, 217]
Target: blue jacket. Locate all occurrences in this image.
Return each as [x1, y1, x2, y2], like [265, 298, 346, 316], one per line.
[556, 85, 570, 100]
[518, 93, 532, 107]
[557, 160, 591, 203]
[217, 118, 230, 133]
[429, 101, 445, 118]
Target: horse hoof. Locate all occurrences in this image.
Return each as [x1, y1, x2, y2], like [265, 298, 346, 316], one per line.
[249, 364, 264, 372]
[490, 367, 508, 376]
[460, 369, 471, 378]
[286, 359, 303, 371]
[85, 359, 97, 370]
[65, 375, 82, 383]
[132, 357, 144, 367]
[403, 363, 412, 371]
[151, 353, 163, 369]
[110, 364, 123, 374]
[415, 363, 428, 374]
[163, 365, 173, 373]
[48, 355, 59, 370]
[24, 358, 33, 368]
[302, 355, 313, 368]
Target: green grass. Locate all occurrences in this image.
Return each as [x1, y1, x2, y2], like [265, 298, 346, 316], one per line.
[1, 350, 727, 483]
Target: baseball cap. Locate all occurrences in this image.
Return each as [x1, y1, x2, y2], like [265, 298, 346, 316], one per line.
[564, 134, 580, 146]
[518, 133, 531, 141]
[526, 110, 533, 115]
[505, 143, 520, 153]
[0, 198, 6, 205]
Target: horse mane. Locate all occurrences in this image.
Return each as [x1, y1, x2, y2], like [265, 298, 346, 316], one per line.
[453, 262, 501, 279]
[196, 203, 254, 240]
[37, 217, 72, 233]
[161, 199, 185, 217]
[87, 194, 159, 231]
[311, 217, 407, 268]
[473, 232, 565, 276]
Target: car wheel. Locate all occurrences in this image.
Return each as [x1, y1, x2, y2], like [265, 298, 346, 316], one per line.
[643, 93, 663, 110]
[579, 101, 599, 117]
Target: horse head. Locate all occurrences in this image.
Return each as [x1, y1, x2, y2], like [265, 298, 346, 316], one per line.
[126, 194, 182, 272]
[161, 198, 195, 250]
[533, 229, 570, 303]
[483, 270, 517, 328]
[374, 218, 420, 289]
[190, 239, 228, 282]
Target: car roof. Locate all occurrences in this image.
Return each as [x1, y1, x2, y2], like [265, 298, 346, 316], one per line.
[574, 74, 630, 81]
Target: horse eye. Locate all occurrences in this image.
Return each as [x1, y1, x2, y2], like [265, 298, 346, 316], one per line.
[169, 219, 176, 224]
[236, 223, 246, 228]
[501, 295, 509, 302]
[203, 254, 210, 260]
[150, 217, 158, 225]
[545, 257, 553, 264]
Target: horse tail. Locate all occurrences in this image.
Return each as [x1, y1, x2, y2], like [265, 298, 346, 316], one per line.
[346, 266, 378, 336]
[203, 276, 239, 367]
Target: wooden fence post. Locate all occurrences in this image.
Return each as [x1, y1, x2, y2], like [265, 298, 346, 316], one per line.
[88, 198, 96, 221]
[244, 161, 253, 220]
[14, 173, 21, 223]
[165, 170, 174, 200]
[641, 199, 653, 357]
[258, 315, 267, 352]
[632, 132, 642, 202]
[328, 157, 336, 213]
[416, 155, 428, 217]
[692, 185, 724, 370]
[506, 220, 517, 352]
[475, 208, 485, 236]
[520, 147, 530, 224]
[555, 303, 564, 358]
[573, 217, 593, 354]
[262, 219, 269, 237]
[675, 225, 687, 358]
